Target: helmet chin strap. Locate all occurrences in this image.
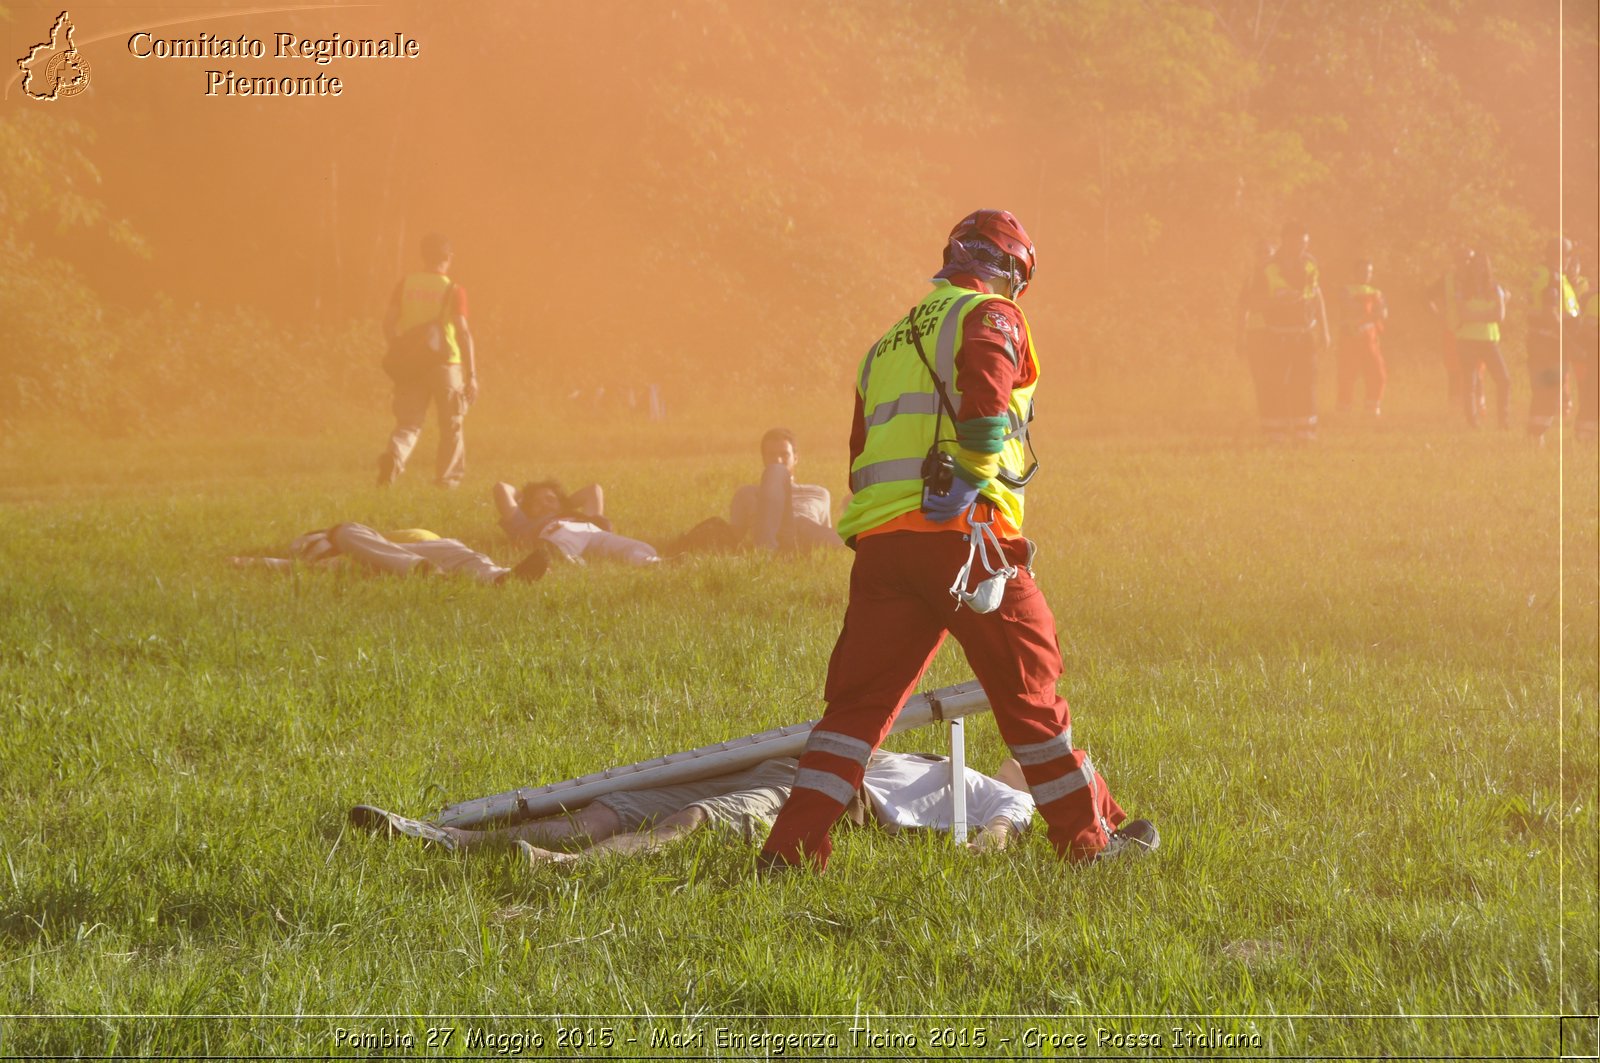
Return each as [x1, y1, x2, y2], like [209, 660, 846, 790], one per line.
[1003, 255, 1029, 299]
[1010, 268, 1028, 299]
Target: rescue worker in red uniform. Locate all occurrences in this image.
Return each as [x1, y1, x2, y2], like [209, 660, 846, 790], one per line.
[1243, 221, 1330, 443]
[1336, 260, 1388, 418]
[758, 211, 1155, 872]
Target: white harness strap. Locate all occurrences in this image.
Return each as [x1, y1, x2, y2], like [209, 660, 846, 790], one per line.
[947, 511, 1018, 614]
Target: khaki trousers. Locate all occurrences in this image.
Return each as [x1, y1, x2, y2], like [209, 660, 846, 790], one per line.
[329, 524, 509, 585]
[384, 363, 466, 486]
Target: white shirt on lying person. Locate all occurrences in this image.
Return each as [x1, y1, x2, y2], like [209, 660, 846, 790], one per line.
[537, 518, 659, 565]
[498, 500, 659, 566]
[862, 751, 1034, 832]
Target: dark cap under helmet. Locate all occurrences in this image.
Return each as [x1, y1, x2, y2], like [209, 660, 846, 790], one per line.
[939, 210, 1037, 296]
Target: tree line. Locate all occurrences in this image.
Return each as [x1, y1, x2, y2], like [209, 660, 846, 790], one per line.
[1, 0, 1592, 432]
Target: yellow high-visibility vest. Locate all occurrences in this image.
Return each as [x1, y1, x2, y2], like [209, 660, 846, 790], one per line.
[839, 282, 1038, 540]
[1529, 266, 1579, 338]
[1261, 256, 1321, 330]
[395, 271, 461, 365]
[1456, 288, 1502, 343]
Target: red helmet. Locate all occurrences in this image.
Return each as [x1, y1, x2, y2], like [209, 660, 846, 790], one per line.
[948, 209, 1037, 289]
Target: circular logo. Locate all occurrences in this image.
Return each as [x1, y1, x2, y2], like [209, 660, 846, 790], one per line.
[44, 49, 91, 98]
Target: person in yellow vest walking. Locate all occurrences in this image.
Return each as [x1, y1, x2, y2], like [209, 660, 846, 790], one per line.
[1526, 237, 1581, 444]
[1243, 220, 1330, 443]
[377, 233, 477, 488]
[1450, 252, 1511, 429]
[1428, 248, 1485, 418]
[1236, 239, 1278, 436]
[758, 211, 1154, 873]
[1336, 259, 1388, 418]
[1563, 248, 1591, 426]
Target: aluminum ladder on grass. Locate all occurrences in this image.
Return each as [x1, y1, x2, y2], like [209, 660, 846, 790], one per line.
[433, 679, 991, 830]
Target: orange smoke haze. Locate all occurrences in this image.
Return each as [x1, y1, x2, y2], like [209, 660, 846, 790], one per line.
[2, 0, 1594, 431]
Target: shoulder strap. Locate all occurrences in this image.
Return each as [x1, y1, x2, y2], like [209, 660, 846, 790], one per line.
[905, 307, 960, 424]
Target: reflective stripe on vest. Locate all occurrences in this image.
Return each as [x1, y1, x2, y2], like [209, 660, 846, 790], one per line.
[857, 292, 977, 399]
[850, 456, 925, 491]
[861, 392, 941, 430]
[395, 272, 461, 364]
[839, 282, 1039, 540]
[1456, 293, 1500, 343]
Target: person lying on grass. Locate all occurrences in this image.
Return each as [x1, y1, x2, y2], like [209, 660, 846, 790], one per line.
[229, 522, 548, 585]
[492, 478, 660, 566]
[349, 750, 1153, 869]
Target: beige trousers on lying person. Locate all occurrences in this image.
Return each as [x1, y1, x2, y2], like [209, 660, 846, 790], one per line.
[324, 523, 510, 585]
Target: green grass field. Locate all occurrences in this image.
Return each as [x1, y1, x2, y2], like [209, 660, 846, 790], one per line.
[0, 372, 1595, 1059]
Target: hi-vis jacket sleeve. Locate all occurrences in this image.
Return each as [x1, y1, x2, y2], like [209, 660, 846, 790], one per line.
[951, 300, 1034, 485]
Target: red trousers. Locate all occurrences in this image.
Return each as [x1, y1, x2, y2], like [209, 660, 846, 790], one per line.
[760, 531, 1125, 870]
